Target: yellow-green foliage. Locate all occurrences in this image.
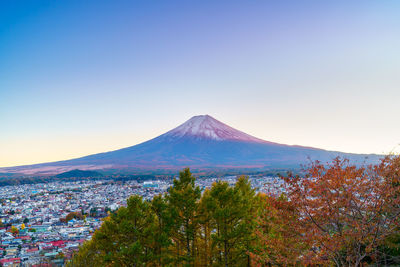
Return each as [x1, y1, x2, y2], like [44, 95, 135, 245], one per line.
[68, 169, 261, 267]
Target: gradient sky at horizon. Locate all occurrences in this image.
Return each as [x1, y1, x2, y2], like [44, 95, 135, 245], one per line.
[1, 0, 400, 167]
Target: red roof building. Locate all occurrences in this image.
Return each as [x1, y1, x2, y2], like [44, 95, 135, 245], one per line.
[0, 257, 21, 266]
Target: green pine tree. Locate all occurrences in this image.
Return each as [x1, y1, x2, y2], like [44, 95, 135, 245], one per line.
[167, 168, 201, 266]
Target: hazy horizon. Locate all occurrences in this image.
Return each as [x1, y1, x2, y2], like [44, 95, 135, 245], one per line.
[2, 1, 400, 167]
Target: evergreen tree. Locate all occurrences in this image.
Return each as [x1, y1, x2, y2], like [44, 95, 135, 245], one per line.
[69, 195, 157, 266]
[151, 194, 174, 266]
[196, 188, 213, 266]
[234, 176, 261, 266]
[204, 176, 258, 267]
[167, 168, 201, 265]
[70, 169, 263, 267]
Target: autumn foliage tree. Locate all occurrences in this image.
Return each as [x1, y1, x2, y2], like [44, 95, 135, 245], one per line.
[61, 211, 84, 223]
[253, 156, 400, 266]
[69, 157, 400, 266]
[10, 225, 19, 236]
[251, 194, 307, 266]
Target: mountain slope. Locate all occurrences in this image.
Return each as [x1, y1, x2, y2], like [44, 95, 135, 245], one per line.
[55, 169, 103, 178]
[1, 115, 382, 175]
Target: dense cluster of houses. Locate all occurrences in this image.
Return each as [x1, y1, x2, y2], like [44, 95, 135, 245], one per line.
[0, 176, 280, 266]
[0, 180, 168, 266]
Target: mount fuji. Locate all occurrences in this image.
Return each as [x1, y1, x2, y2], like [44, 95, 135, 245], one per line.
[1, 115, 381, 175]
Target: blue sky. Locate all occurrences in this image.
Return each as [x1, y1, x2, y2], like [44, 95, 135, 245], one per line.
[1, 0, 400, 167]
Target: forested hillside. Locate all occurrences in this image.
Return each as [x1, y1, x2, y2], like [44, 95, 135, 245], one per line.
[69, 156, 400, 266]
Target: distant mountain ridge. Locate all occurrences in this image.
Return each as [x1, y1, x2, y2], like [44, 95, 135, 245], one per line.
[0, 115, 382, 175]
[55, 169, 103, 178]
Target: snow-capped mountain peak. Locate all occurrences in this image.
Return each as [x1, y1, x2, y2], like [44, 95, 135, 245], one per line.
[164, 115, 266, 143]
[0, 114, 381, 175]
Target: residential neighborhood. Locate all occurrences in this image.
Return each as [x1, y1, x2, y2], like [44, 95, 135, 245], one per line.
[0, 176, 280, 266]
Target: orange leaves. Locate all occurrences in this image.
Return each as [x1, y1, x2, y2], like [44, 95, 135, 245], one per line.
[252, 194, 306, 266]
[254, 156, 400, 266]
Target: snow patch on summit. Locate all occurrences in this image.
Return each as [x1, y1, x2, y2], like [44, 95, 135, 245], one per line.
[164, 115, 267, 143]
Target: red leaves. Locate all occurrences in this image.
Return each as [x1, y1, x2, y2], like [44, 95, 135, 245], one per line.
[255, 156, 400, 266]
